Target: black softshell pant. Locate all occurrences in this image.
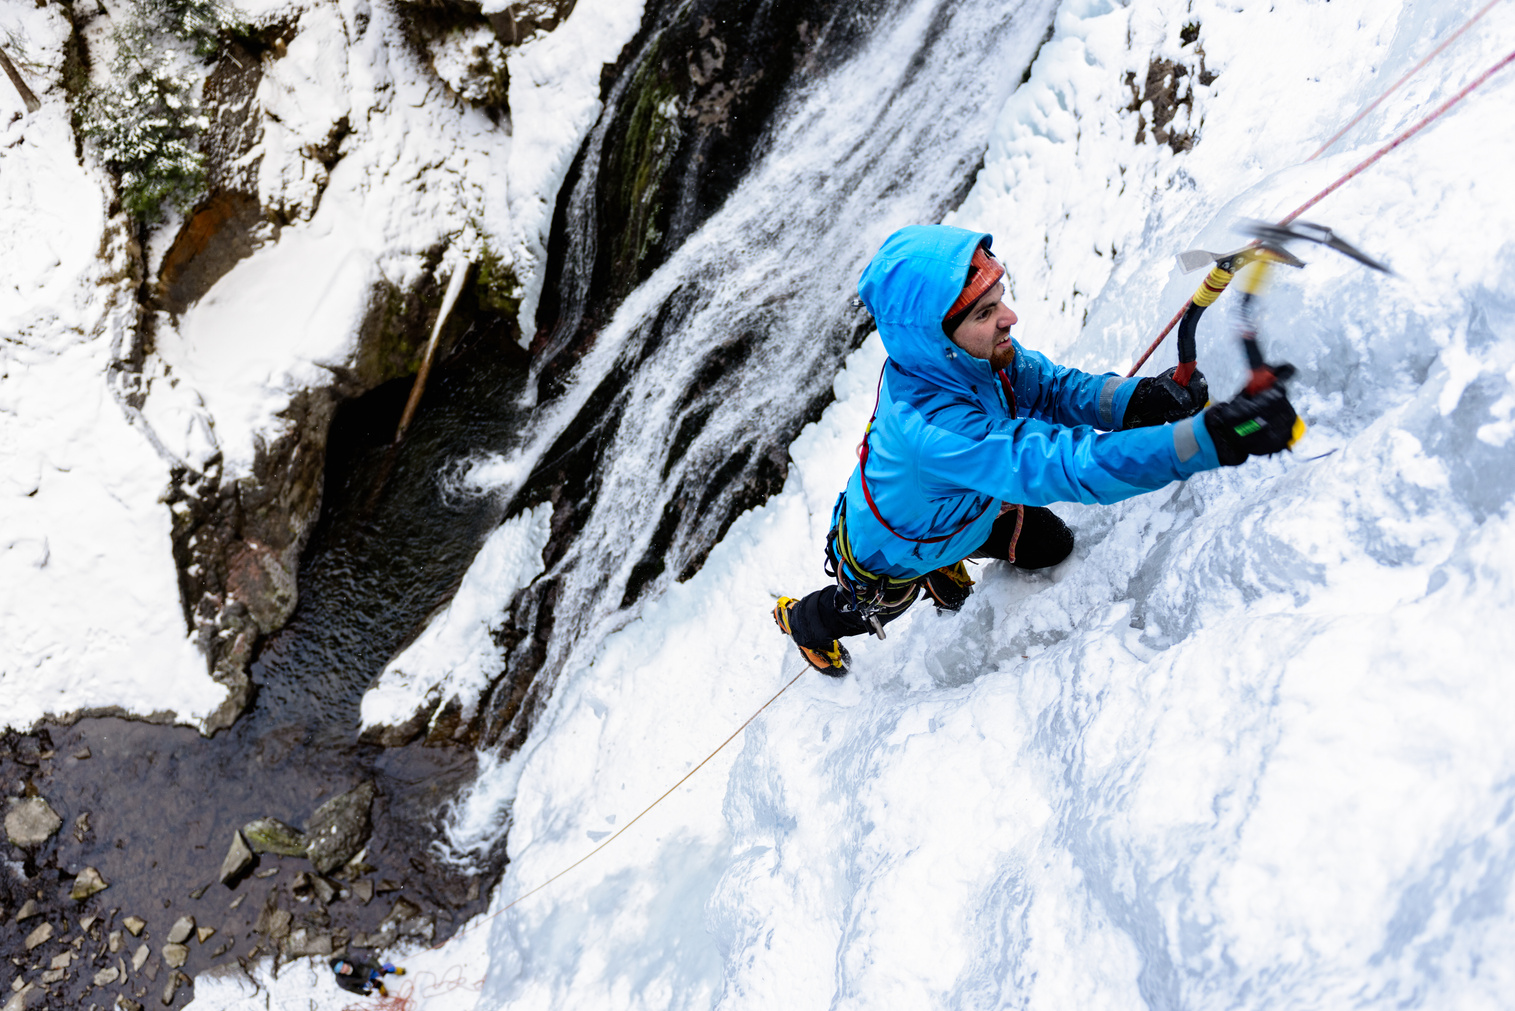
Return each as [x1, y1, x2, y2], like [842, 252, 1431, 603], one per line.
[787, 506, 1073, 649]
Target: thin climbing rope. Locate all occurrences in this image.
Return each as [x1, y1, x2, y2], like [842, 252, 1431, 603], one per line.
[1127, 42, 1515, 377]
[1307, 0, 1505, 162]
[416, 666, 808, 956]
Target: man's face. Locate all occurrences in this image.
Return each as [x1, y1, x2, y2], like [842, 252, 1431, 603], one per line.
[948, 281, 1018, 371]
[337, 962, 353, 975]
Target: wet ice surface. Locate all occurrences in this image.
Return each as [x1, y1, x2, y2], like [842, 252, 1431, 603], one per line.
[210, 0, 1515, 1007]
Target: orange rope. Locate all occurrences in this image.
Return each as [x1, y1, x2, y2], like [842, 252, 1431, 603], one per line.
[339, 966, 485, 1010]
[401, 668, 809, 957]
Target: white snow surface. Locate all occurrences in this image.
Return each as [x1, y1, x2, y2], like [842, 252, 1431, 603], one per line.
[0, 0, 640, 730]
[0, 3, 225, 728]
[193, 0, 1515, 1007]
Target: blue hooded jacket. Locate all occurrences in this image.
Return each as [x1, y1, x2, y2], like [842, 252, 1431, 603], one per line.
[840, 224, 1220, 579]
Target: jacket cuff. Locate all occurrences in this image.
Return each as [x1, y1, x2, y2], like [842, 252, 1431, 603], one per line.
[1100, 376, 1143, 430]
[1172, 414, 1221, 472]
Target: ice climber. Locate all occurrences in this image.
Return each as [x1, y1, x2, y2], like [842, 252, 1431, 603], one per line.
[331, 955, 405, 997]
[773, 224, 1300, 673]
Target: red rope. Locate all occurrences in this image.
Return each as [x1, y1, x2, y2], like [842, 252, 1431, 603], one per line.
[1278, 46, 1515, 225]
[1307, 0, 1504, 162]
[1127, 44, 1515, 377]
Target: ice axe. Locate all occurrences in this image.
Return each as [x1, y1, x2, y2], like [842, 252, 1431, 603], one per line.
[1228, 219, 1391, 397]
[1171, 219, 1390, 391]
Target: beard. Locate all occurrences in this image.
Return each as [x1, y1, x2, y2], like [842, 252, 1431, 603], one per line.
[989, 339, 1016, 372]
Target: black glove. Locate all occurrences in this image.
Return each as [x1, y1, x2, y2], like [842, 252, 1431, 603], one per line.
[1203, 377, 1299, 466]
[1123, 365, 1209, 429]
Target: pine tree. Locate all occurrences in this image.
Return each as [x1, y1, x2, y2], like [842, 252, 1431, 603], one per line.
[76, 0, 243, 223]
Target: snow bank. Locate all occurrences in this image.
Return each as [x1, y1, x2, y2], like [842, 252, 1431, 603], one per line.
[0, 4, 227, 729]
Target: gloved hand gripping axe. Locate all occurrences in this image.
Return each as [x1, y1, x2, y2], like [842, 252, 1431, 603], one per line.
[1173, 218, 1391, 446]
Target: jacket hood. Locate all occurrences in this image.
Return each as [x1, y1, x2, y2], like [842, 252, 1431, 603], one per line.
[857, 224, 1001, 396]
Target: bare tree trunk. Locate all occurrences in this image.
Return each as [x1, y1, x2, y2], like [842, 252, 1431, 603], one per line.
[0, 45, 42, 114]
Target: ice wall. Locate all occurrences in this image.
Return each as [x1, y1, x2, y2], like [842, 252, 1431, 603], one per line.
[194, 0, 1515, 1007]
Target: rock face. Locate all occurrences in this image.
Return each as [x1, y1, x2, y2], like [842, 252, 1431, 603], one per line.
[242, 817, 308, 857]
[5, 797, 62, 847]
[114, 0, 566, 736]
[304, 782, 377, 874]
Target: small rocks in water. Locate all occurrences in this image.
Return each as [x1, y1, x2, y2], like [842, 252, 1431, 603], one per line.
[195, 926, 215, 944]
[282, 927, 332, 957]
[384, 897, 423, 926]
[161, 943, 189, 969]
[312, 877, 337, 905]
[71, 866, 110, 901]
[160, 970, 187, 1006]
[352, 880, 374, 904]
[133, 944, 150, 972]
[254, 903, 292, 942]
[219, 832, 254, 885]
[210, 938, 232, 958]
[227, 895, 245, 912]
[144, 956, 159, 982]
[119, 998, 144, 1011]
[16, 899, 40, 921]
[4, 982, 45, 1011]
[24, 922, 53, 950]
[375, 879, 401, 894]
[73, 813, 90, 843]
[72, 746, 91, 760]
[241, 817, 307, 857]
[39, 969, 64, 984]
[48, 951, 72, 970]
[304, 782, 377, 874]
[79, 914, 98, 933]
[123, 916, 145, 936]
[5, 798, 63, 848]
[254, 868, 279, 879]
[108, 929, 124, 953]
[188, 885, 208, 901]
[166, 916, 195, 944]
[94, 965, 120, 986]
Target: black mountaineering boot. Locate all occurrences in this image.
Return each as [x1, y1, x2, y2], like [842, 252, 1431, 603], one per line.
[773, 597, 850, 676]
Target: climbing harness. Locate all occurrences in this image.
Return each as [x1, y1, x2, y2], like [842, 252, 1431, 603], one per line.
[825, 509, 922, 639]
[1129, 40, 1515, 379]
[846, 363, 1026, 635]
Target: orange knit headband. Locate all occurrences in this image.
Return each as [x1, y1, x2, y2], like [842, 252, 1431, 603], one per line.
[945, 244, 1005, 320]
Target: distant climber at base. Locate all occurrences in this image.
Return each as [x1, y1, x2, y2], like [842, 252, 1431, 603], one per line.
[331, 955, 405, 997]
[773, 224, 1299, 673]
